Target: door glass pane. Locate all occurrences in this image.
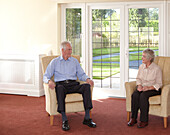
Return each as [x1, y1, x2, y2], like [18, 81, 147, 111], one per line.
[92, 9, 120, 89]
[66, 8, 82, 57]
[128, 8, 159, 82]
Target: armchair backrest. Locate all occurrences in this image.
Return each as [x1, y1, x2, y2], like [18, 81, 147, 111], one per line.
[41, 55, 80, 81]
[154, 56, 170, 86]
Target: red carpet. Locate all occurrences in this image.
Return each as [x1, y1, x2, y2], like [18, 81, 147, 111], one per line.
[0, 94, 169, 135]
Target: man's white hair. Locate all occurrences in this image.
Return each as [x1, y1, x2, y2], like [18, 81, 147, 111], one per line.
[60, 41, 72, 52]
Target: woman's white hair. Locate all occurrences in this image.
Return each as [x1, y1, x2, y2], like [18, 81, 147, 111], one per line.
[143, 48, 155, 63]
[60, 41, 72, 51]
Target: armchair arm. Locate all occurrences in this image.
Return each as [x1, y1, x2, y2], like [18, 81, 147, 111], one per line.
[125, 81, 136, 112]
[79, 81, 86, 85]
[160, 84, 170, 117]
[43, 83, 58, 115]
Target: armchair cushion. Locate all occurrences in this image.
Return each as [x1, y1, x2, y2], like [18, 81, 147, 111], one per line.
[65, 94, 83, 103]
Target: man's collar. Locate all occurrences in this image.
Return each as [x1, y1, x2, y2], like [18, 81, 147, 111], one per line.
[60, 56, 71, 61]
[60, 56, 64, 60]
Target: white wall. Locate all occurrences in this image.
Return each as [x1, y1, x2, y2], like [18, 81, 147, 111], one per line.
[0, 0, 58, 55]
[0, 0, 170, 56]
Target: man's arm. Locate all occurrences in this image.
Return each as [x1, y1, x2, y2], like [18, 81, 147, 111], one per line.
[75, 59, 90, 82]
[74, 58, 94, 86]
[43, 59, 56, 89]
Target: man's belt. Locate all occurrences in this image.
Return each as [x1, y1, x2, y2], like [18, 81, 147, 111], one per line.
[57, 80, 76, 84]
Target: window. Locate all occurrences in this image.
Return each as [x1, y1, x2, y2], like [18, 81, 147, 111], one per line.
[66, 8, 82, 57]
[92, 9, 120, 88]
[128, 8, 159, 81]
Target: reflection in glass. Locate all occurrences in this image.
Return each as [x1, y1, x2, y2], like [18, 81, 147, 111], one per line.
[66, 8, 82, 57]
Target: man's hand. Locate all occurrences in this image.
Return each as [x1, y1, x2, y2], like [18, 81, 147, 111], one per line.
[86, 78, 94, 87]
[48, 80, 56, 89]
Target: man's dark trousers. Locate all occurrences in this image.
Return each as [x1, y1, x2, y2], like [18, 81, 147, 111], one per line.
[131, 89, 161, 122]
[55, 81, 93, 113]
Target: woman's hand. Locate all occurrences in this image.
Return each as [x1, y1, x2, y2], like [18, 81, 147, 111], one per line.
[142, 86, 155, 91]
[137, 85, 143, 91]
[142, 86, 149, 91]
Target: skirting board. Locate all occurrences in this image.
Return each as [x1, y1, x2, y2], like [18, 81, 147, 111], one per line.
[0, 88, 44, 97]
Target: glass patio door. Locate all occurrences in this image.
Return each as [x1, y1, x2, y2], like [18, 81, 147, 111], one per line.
[128, 7, 159, 82]
[92, 9, 121, 89]
[89, 4, 160, 97]
[87, 4, 126, 97]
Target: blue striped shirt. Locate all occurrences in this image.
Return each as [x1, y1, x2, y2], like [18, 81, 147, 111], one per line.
[43, 56, 89, 83]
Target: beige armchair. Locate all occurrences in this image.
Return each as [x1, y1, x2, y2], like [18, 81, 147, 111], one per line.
[41, 55, 93, 125]
[125, 56, 170, 128]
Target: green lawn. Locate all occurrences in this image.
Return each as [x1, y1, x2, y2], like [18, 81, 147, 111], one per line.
[93, 46, 158, 57]
[93, 47, 158, 62]
[93, 47, 120, 57]
[93, 62, 120, 79]
[93, 47, 158, 79]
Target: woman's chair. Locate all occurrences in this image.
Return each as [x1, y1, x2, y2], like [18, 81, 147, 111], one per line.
[125, 56, 170, 128]
[41, 55, 93, 125]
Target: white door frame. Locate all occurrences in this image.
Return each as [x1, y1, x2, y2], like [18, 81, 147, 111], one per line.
[86, 3, 126, 97]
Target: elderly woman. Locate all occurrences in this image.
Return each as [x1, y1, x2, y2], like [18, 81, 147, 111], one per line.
[127, 48, 162, 128]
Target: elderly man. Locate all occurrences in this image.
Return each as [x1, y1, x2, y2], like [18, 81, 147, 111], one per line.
[127, 48, 162, 128]
[43, 41, 96, 131]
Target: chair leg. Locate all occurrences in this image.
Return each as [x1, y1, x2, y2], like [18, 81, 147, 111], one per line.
[164, 117, 168, 128]
[50, 115, 54, 126]
[127, 112, 130, 122]
[47, 112, 50, 116]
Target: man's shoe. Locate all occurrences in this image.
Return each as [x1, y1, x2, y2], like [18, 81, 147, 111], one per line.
[62, 120, 70, 131]
[127, 118, 137, 126]
[83, 118, 96, 128]
[137, 121, 148, 128]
